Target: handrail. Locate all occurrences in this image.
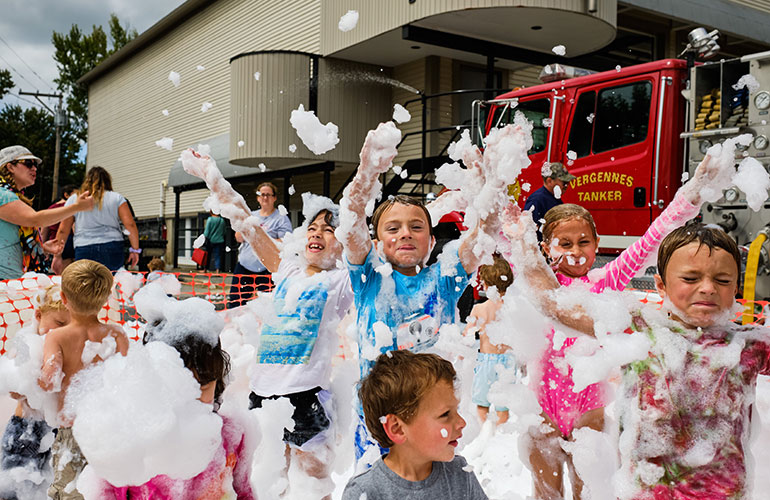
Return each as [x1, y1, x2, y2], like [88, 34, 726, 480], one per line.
[333, 88, 509, 201]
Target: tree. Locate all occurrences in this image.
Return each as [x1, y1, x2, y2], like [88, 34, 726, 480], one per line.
[0, 105, 83, 210]
[0, 69, 13, 99]
[52, 14, 137, 143]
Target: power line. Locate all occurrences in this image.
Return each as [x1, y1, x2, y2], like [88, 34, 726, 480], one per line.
[0, 35, 55, 92]
[0, 52, 39, 91]
[7, 92, 44, 110]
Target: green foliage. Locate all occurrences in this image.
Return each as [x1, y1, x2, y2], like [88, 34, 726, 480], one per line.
[0, 69, 13, 99]
[0, 105, 84, 209]
[52, 14, 137, 143]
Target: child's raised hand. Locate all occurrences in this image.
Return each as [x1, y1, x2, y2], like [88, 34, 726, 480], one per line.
[681, 154, 731, 205]
[358, 122, 401, 176]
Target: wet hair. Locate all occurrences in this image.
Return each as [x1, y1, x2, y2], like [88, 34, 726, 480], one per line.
[359, 350, 456, 448]
[478, 254, 514, 295]
[541, 203, 598, 244]
[142, 330, 231, 409]
[80, 166, 113, 209]
[308, 208, 339, 229]
[657, 221, 741, 284]
[370, 195, 433, 240]
[147, 257, 165, 272]
[36, 285, 66, 315]
[61, 259, 113, 315]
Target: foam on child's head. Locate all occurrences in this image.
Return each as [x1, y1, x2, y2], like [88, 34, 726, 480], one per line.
[35, 284, 66, 315]
[61, 259, 113, 314]
[301, 192, 339, 228]
[135, 283, 223, 347]
[370, 194, 433, 240]
[542, 203, 598, 243]
[359, 350, 455, 448]
[657, 221, 741, 284]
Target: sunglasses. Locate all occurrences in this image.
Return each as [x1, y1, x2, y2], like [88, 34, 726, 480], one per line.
[14, 159, 39, 169]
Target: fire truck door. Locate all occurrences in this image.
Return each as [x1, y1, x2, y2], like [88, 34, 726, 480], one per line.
[559, 77, 657, 250]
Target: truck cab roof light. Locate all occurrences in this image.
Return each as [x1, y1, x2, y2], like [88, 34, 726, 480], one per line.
[539, 64, 596, 83]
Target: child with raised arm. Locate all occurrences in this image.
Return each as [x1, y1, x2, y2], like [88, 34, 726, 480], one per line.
[501, 155, 734, 500]
[38, 259, 129, 499]
[0, 285, 69, 500]
[176, 147, 353, 495]
[342, 350, 487, 500]
[464, 254, 517, 424]
[615, 222, 769, 499]
[339, 123, 500, 459]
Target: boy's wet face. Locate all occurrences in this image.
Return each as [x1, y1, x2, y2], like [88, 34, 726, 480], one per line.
[544, 218, 598, 278]
[36, 309, 70, 334]
[402, 380, 465, 463]
[305, 212, 342, 271]
[656, 242, 739, 328]
[375, 203, 433, 274]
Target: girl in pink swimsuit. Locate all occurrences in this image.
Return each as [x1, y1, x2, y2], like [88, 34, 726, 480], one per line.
[529, 194, 701, 500]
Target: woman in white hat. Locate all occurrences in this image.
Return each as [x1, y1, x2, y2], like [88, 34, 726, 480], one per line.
[0, 145, 94, 279]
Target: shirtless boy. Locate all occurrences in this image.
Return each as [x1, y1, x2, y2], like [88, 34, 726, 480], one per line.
[39, 259, 129, 499]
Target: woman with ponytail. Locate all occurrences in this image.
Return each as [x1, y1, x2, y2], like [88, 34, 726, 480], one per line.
[0, 145, 94, 279]
[56, 166, 140, 271]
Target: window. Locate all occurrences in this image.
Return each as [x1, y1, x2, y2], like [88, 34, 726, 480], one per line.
[567, 91, 596, 158]
[566, 81, 652, 157]
[593, 81, 652, 153]
[175, 214, 207, 263]
[491, 98, 550, 154]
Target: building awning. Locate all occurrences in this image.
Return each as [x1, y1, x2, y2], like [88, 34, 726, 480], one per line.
[168, 133, 265, 191]
[622, 0, 770, 46]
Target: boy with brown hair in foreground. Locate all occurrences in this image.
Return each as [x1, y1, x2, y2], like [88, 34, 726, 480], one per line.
[38, 259, 129, 499]
[342, 350, 487, 499]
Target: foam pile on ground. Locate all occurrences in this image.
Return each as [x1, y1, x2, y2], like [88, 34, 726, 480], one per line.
[290, 104, 339, 155]
[552, 45, 566, 56]
[562, 426, 619, 500]
[338, 10, 359, 32]
[66, 341, 222, 486]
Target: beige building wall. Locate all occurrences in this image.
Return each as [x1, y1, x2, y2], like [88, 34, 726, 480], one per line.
[87, 0, 322, 221]
[320, 0, 616, 56]
[731, 0, 770, 13]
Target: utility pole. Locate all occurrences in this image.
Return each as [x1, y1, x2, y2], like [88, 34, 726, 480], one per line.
[19, 91, 66, 202]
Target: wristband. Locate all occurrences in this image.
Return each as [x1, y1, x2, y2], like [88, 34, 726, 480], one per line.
[129, 247, 142, 254]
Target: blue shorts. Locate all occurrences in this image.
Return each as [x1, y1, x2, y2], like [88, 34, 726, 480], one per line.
[471, 351, 516, 411]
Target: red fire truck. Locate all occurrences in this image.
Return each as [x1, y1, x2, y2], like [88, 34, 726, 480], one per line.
[479, 45, 770, 300]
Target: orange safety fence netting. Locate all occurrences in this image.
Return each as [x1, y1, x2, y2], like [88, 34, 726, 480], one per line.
[0, 272, 273, 355]
[0, 274, 767, 356]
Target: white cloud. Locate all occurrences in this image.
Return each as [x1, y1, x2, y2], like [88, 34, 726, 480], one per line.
[0, 0, 184, 110]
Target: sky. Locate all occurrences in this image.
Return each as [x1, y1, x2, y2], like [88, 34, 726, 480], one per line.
[0, 0, 185, 112]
